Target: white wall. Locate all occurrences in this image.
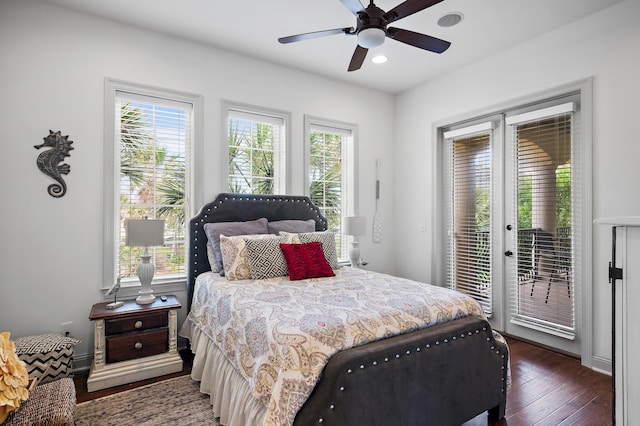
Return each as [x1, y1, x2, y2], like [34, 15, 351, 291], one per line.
[0, 0, 395, 365]
[394, 0, 640, 369]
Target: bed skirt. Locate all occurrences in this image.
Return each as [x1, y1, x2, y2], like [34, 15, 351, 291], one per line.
[180, 319, 267, 426]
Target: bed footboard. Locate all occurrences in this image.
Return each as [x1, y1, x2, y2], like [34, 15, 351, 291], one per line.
[294, 316, 508, 426]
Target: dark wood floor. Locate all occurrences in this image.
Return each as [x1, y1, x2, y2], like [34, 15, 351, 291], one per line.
[464, 337, 612, 426]
[75, 338, 612, 425]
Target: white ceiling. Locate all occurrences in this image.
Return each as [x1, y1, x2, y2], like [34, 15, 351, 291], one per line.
[44, 0, 621, 94]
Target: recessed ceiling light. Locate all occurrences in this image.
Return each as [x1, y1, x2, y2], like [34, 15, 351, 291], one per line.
[438, 12, 464, 28]
[372, 55, 388, 64]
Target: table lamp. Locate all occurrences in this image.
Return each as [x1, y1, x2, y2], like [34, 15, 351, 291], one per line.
[125, 218, 165, 305]
[344, 216, 367, 268]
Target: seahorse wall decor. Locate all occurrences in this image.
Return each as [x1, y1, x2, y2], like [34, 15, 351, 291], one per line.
[34, 130, 74, 198]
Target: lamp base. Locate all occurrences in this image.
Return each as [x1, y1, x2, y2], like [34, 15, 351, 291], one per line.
[350, 242, 361, 268]
[136, 253, 156, 305]
[136, 293, 155, 305]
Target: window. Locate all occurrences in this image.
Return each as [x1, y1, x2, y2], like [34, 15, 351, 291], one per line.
[104, 79, 201, 290]
[225, 103, 288, 194]
[305, 117, 357, 261]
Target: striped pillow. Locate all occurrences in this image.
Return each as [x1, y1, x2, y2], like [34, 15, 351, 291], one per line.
[13, 334, 80, 384]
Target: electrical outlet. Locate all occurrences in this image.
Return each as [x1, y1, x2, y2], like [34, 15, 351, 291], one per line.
[60, 321, 73, 337]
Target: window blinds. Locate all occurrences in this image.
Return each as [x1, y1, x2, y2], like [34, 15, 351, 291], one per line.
[308, 123, 351, 260]
[227, 108, 285, 194]
[116, 91, 192, 282]
[443, 123, 494, 314]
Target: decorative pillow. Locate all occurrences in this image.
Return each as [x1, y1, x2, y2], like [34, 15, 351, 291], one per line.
[203, 218, 269, 275]
[267, 219, 316, 234]
[245, 237, 289, 280]
[280, 242, 335, 280]
[297, 232, 340, 270]
[279, 231, 302, 244]
[13, 333, 81, 384]
[220, 234, 275, 281]
[206, 242, 219, 273]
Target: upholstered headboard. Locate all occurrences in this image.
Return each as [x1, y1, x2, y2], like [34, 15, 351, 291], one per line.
[187, 193, 328, 305]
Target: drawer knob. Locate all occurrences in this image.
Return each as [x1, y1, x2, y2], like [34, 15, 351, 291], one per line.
[134, 321, 143, 329]
[134, 342, 143, 350]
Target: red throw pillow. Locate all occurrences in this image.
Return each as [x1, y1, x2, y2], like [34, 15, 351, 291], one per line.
[280, 242, 335, 281]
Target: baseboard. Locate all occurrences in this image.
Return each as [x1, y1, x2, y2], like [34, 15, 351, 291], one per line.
[73, 353, 93, 375]
[591, 355, 612, 375]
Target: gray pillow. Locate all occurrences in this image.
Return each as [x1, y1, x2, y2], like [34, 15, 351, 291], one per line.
[267, 219, 316, 234]
[298, 232, 340, 270]
[203, 218, 269, 275]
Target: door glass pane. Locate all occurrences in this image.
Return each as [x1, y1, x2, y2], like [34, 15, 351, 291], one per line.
[514, 114, 575, 331]
[448, 133, 493, 314]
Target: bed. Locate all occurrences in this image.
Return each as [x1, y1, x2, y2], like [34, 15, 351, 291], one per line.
[180, 193, 508, 426]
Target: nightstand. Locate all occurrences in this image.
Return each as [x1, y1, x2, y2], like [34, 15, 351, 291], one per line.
[86, 295, 182, 392]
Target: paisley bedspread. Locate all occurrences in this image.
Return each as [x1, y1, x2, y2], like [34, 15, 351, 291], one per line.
[186, 267, 485, 426]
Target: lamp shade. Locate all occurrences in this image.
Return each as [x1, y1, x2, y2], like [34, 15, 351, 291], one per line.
[125, 219, 165, 247]
[344, 216, 367, 236]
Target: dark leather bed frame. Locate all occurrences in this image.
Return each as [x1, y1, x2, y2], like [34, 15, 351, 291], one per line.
[188, 193, 507, 425]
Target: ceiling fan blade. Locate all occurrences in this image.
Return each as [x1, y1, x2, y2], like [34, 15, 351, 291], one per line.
[340, 0, 366, 16]
[279, 27, 354, 44]
[348, 45, 368, 71]
[386, 27, 450, 53]
[384, 0, 444, 24]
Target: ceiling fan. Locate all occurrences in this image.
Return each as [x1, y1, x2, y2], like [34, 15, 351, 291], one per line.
[278, 0, 451, 72]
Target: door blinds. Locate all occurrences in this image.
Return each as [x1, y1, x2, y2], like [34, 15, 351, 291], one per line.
[443, 123, 494, 315]
[507, 102, 577, 338]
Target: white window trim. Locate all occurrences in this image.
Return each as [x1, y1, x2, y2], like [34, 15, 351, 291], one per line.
[304, 115, 359, 263]
[103, 78, 204, 298]
[221, 100, 291, 194]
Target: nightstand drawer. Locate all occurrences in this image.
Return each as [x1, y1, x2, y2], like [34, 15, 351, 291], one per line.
[105, 311, 167, 335]
[106, 328, 168, 363]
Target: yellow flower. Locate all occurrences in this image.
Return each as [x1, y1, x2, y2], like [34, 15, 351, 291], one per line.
[0, 332, 29, 423]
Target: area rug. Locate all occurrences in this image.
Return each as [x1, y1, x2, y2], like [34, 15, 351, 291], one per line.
[76, 375, 221, 425]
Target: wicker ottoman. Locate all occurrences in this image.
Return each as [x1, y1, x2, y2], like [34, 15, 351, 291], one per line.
[4, 377, 76, 426]
[13, 334, 80, 384]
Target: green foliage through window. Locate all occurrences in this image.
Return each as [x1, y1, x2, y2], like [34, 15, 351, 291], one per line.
[227, 110, 283, 195]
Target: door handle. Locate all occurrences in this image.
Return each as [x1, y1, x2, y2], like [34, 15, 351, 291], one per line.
[505, 250, 513, 257]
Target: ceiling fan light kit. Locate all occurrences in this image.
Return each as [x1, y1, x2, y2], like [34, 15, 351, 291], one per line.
[278, 0, 451, 72]
[358, 27, 386, 48]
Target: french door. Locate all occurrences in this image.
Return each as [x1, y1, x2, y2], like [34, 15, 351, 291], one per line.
[441, 93, 584, 355]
